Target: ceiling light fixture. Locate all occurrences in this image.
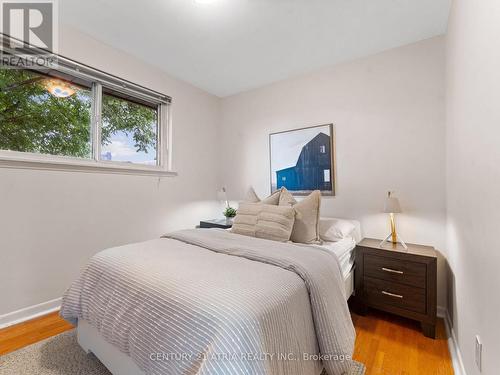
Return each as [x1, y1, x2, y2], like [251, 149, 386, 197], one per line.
[43, 78, 77, 98]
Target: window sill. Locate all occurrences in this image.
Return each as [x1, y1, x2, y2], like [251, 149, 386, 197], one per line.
[0, 154, 177, 177]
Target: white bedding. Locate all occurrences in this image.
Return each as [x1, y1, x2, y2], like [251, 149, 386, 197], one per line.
[311, 237, 357, 279]
[61, 229, 356, 375]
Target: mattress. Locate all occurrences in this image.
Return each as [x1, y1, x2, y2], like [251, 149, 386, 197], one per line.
[310, 237, 356, 279]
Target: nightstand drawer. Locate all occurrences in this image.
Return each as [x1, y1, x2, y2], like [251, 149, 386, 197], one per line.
[364, 254, 426, 288]
[363, 276, 426, 314]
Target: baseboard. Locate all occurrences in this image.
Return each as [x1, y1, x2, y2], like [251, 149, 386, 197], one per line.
[437, 305, 447, 319]
[439, 307, 467, 375]
[0, 297, 62, 329]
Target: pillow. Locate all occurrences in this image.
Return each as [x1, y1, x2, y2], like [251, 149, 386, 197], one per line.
[231, 202, 295, 242]
[319, 218, 356, 242]
[280, 190, 321, 244]
[244, 187, 281, 205]
[260, 190, 281, 205]
[278, 187, 297, 206]
[244, 187, 261, 203]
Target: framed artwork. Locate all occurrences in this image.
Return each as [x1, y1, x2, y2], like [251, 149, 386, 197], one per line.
[269, 123, 335, 196]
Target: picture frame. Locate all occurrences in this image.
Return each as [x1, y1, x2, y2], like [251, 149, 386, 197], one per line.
[269, 123, 335, 196]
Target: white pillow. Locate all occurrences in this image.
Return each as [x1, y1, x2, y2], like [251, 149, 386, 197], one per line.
[319, 218, 356, 242]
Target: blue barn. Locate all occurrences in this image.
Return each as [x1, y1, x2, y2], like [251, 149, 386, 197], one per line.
[276, 132, 332, 191]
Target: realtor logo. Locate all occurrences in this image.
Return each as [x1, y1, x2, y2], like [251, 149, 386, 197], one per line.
[0, 0, 58, 68]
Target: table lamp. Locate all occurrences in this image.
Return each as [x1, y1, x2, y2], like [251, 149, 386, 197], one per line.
[379, 191, 407, 249]
[217, 187, 229, 208]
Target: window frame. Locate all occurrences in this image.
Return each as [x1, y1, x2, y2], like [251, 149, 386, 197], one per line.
[0, 38, 175, 177]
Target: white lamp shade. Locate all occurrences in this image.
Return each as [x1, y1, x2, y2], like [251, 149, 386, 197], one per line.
[384, 195, 402, 213]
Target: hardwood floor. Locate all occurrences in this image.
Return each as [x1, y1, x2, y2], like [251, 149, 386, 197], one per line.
[352, 310, 453, 375]
[0, 310, 453, 374]
[0, 311, 74, 356]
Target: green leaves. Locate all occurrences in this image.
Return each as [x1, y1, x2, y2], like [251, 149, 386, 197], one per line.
[223, 206, 237, 218]
[0, 69, 157, 160]
[101, 94, 157, 153]
[0, 69, 92, 158]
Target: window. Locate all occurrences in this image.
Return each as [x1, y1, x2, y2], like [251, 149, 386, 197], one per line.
[323, 169, 330, 182]
[0, 47, 172, 175]
[0, 69, 93, 158]
[319, 145, 326, 153]
[101, 92, 158, 165]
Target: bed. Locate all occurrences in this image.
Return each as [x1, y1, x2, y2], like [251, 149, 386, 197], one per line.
[313, 237, 358, 298]
[61, 220, 361, 375]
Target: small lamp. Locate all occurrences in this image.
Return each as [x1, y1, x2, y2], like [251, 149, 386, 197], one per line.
[217, 187, 229, 208]
[43, 78, 77, 98]
[379, 191, 407, 249]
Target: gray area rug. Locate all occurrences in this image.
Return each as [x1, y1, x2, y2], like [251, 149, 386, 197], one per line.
[0, 330, 365, 374]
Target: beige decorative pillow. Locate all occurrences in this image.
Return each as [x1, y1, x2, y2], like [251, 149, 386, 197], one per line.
[244, 187, 261, 203]
[231, 202, 295, 242]
[278, 187, 297, 206]
[260, 189, 281, 205]
[280, 190, 321, 244]
[244, 187, 281, 205]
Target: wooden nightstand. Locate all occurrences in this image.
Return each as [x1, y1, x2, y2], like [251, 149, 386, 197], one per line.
[354, 238, 437, 338]
[199, 219, 233, 229]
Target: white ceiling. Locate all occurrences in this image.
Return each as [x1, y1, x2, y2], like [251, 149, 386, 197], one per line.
[60, 0, 451, 97]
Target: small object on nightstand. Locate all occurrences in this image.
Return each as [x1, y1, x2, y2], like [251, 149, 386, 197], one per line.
[354, 238, 437, 339]
[217, 187, 229, 208]
[218, 186, 237, 220]
[223, 206, 237, 219]
[199, 219, 233, 229]
[380, 191, 408, 250]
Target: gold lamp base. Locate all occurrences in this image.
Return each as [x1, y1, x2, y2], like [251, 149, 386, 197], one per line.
[380, 213, 408, 249]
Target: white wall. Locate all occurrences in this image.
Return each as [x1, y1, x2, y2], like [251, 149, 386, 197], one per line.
[0, 26, 222, 316]
[446, 1, 500, 374]
[219, 37, 448, 307]
[5, 11, 495, 374]
[0, 29, 451, 324]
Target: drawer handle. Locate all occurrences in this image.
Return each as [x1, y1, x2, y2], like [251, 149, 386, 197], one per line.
[382, 267, 404, 274]
[381, 290, 403, 299]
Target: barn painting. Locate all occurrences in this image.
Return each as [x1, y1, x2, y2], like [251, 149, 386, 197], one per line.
[270, 124, 335, 196]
